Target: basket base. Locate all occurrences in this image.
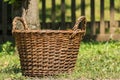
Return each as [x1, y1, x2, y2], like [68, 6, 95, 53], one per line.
[22, 69, 74, 77]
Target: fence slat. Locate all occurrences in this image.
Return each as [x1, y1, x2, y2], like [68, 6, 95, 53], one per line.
[42, 0, 46, 23]
[81, 0, 85, 16]
[52, 0, 56, 22]
[2, 1, 7, 42]
[110, 0, 115, 33]
[41, 0, 46, 28]
[90, 0, 95, 35]
[52, 0, 56, 29]
[100, 0, 105, 34]
[71, 0, 76, 23]
[0, 0, 2, 31]
[61, 0, 65, 29]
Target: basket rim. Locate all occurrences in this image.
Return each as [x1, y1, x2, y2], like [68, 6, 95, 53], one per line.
[12, 29, 85, 33]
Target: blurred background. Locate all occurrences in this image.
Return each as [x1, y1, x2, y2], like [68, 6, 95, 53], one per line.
[0, 0, 120, 43]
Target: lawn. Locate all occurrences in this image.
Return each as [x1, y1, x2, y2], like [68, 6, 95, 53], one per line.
[0, 41, 120, 80]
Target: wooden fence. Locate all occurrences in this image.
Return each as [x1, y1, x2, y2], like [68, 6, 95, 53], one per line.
[0, 0, 120, 43]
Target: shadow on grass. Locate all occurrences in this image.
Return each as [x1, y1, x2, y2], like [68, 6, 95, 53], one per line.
[0, 64, 21, 74]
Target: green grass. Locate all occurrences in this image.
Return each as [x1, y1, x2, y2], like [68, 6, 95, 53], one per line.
[0, 41, 120, 79]
[73, 41, 120, 79]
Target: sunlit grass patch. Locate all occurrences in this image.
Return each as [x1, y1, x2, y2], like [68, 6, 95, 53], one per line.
[72, 41, 120, 79]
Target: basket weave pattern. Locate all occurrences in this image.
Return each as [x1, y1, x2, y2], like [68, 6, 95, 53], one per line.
[12, 16, 86, 77]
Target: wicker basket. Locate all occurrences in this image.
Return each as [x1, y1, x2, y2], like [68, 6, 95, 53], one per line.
[12, 16, 86, 77]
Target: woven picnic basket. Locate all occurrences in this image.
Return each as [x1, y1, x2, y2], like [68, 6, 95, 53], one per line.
[12, 16, 86, 77]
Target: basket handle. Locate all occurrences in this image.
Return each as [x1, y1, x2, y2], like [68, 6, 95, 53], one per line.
[12, 17, 29, 31]
[70, 16, 87, 39]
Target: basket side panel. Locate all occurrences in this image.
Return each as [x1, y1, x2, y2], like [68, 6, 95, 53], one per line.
[14, 32, 83, 77]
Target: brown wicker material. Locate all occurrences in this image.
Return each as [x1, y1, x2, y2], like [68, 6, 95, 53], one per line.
[12, 16, 86, 77]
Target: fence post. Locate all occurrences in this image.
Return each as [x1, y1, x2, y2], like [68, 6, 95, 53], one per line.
[81, 0, 85, 16]
[0, 1, 2, 31]
[71, 0, 76, 23]
[71, 0, 76, 27]
[100, 0, 105, 34]
[61, 0, 65, 29]
[2, 1, 7, 42]
[110, 0, 115, 34]
[52, 0, 56, 29]
[90, 0, 95, 35]
[42, 0, 46, 28]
